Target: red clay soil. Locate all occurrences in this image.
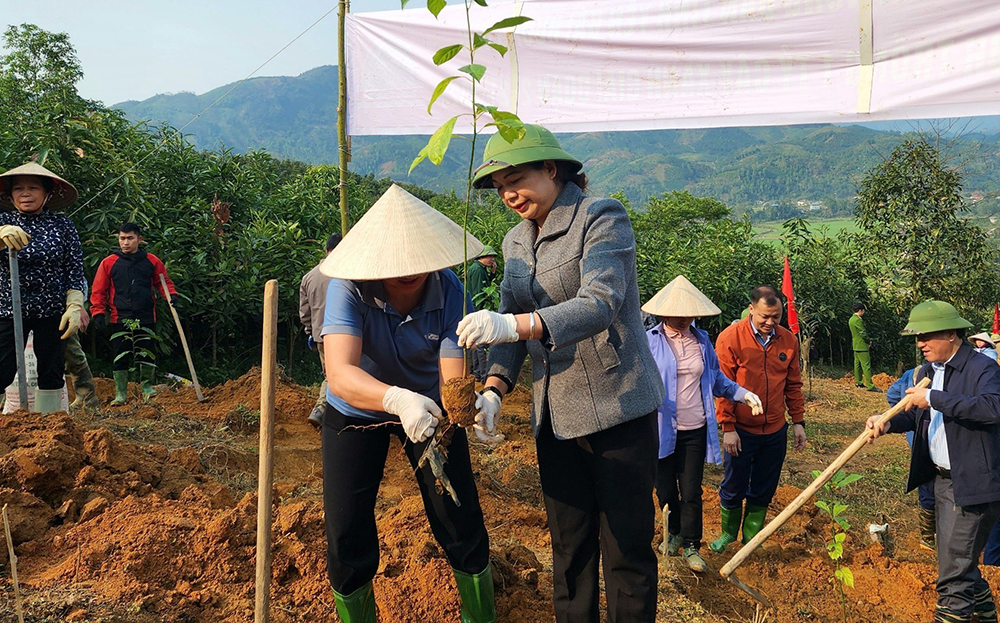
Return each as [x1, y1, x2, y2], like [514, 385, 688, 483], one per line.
[3, 371, 998, 622]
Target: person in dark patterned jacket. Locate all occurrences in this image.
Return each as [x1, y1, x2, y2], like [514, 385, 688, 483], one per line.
[90, 222, 177, 404]
[0, 162, 87, 413]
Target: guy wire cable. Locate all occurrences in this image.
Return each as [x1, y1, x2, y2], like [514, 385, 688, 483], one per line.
[70, 3, 339, 217]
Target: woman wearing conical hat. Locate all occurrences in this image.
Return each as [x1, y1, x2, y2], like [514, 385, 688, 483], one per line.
[642, 276, 762, 573]
[457, 125, 666, 621]
[0, 162, 86, 413]
[318, 185, 495, 623]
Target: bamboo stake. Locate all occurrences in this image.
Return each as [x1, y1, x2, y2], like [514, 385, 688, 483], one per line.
[3, 504, 25, 623]
[720, 376, 932, 605]
[337, 0, 351, 236]
[159, 274, 204, 401]
[254, 280, 278, 623]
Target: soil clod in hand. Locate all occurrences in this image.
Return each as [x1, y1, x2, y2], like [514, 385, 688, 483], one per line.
[441, 374, 476, 428]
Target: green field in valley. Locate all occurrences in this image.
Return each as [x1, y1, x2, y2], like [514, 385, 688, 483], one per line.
[753, 217, 860, 244]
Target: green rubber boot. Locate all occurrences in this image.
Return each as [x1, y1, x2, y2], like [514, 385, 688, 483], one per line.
[111, 370, 129, 405]
[454, 565, 497, 623]
[140, 364, 157, 400]
[333, 581, 377, 623]
[33, 388, 63, 414]
[709, 506, 742, 553]
[741, 504, 768, 544]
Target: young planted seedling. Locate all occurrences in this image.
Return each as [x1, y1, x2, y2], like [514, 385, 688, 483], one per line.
[405, 0, 531, 501]
[812, 469, 863, 623]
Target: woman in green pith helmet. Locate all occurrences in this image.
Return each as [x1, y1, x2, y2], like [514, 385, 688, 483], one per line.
[456, 125, 665, 622]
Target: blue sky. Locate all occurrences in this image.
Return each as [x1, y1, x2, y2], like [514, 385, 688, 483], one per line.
[3, 0, 404, 105]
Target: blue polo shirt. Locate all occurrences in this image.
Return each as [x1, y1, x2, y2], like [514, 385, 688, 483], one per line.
[321, 270, 470, 421]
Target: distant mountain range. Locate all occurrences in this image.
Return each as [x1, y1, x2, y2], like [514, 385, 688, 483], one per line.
[115, 65, 1000, 208]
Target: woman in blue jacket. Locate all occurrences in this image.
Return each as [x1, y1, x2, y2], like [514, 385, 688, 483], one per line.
[642, 276, 761, 572]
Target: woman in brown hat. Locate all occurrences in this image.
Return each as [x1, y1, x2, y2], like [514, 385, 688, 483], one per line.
[642, 275, 762, 573]
[318, 185, 495, 623]
[0, 162, 86, 413]
[458, 125, 666, 622]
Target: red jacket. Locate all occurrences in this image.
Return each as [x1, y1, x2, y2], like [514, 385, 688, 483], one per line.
[90, 249, 176, 324]
[714, 316, 805, 435]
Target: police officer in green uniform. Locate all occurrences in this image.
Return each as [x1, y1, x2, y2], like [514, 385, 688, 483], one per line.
[850, 302, 880, 392]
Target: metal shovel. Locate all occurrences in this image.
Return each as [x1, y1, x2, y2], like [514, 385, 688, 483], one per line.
[8, 249, 28, 408]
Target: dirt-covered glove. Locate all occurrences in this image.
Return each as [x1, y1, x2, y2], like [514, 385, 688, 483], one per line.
[457, 310, 518, 350]
[473, 389, 505, 445]
[0, 225, 30, 250]
[743, 391, 764, 416]
[382, 386, 441, 443]
[59, 290, 85, 339]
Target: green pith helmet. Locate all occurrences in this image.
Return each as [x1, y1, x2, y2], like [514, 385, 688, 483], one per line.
[472, 124, 582, 189]
[475, 245, 498, 259]
[900, 300, 973, 335]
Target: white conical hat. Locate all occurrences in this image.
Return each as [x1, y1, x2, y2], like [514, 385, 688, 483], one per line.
[321, 184, 484, 280]
[641, 275, 722, 317]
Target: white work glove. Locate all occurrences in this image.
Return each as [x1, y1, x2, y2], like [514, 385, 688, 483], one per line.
[382, 386, 441, 443]
[473, 390, 505, 445]
[457, 310, 519, 350]
[0, 225, 30, 250]
[59, 289, 85, 339]
[743, 391, 764, 416]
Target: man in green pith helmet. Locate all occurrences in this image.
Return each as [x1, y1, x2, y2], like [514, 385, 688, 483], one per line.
[466, 245, 497, 382]
[867, 300, 1000, 623]
[850, 302, 880, 392]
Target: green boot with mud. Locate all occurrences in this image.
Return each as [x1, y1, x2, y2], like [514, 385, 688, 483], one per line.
[140, 364, 157, 400]
[741, 504, 768, 544]
[111, 370, 129, 405]
[454, 565, 497, 623]
[709, 506, 741, 553]
[333, 581, 377, 623]
[918, 506, 936, 551]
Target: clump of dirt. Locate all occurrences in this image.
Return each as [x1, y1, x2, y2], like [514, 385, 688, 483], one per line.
[871, 372, 896, 391]
[441, 374, 476, 427]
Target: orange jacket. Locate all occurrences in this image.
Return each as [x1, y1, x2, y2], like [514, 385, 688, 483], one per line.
[714, 317, 805, 434]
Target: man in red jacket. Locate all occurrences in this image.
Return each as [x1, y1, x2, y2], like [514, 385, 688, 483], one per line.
[90, 223, 177, 404]
[709, 285, 806, 552]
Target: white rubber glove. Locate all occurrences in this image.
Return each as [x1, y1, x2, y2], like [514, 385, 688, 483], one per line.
[473, 390, 505, 445]
[743, 391, 764, 416]
[382, 386, 441, 443]
[457, 310, 519, 349]
[59, 289, 85, 339]
[0, 225, 30, 250]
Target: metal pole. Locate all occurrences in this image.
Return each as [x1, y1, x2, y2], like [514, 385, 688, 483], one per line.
[9, 249, 28, 408]
[337, 0, 351, 236]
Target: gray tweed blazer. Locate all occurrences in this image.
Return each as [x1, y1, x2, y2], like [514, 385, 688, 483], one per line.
[487, 182, 665, 440]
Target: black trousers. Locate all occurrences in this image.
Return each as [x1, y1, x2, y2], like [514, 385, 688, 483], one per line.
[0, 316, 65, 390]
[321, 404, 490, 595]
[536, 411, 659, 623]
[110, 322, 155, 371]
[934, 475, 1000, 615]
[719, 424, 788, 509]
[655, 425, 707, 549]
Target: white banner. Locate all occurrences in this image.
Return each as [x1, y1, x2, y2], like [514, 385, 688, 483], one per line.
[345, 0, 1000, 136]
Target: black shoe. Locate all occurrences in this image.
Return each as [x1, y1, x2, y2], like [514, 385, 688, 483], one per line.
[855, 383, 865, 388]
[867, 386, 883, 393]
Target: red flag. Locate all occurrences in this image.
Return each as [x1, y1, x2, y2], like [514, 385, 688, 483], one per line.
[782, 256, 799, 334]
[993, 303, 999, 335]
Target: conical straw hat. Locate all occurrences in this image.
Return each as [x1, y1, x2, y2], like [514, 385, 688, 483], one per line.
[641, 275, 722, 317]
[321, 184, 484, 280]
[0, 162, 78, 211]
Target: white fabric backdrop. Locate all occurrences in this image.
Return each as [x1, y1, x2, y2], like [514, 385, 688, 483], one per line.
[345, 0, 1000, 136]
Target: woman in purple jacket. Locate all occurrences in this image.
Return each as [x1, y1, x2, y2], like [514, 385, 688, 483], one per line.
[643, 276, 762, 572]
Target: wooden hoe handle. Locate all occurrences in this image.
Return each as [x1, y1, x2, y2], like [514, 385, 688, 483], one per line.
[719, 376, 932, 579]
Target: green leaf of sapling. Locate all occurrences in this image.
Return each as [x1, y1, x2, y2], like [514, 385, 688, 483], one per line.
[835, 567, 855, 588]
[428, 76, 460, 113]
[427, 0, 447, 18]
[839, 473, 863, 487]
[433, 44, 464, 65]
[426, 116, 459, 165]
[482, 15, 533, 36]
[815, 500, 830, 513]
[459, 64, 487, 82]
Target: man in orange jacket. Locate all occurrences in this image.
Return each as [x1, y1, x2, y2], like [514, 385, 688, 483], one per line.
[709, 285, 806, 552]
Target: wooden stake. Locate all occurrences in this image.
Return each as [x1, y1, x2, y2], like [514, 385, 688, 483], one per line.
[159, 274, 204, 401]
[254, 280, 278, 623]
[337, 0, 351, 236]
[3, 504, 25, 623]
